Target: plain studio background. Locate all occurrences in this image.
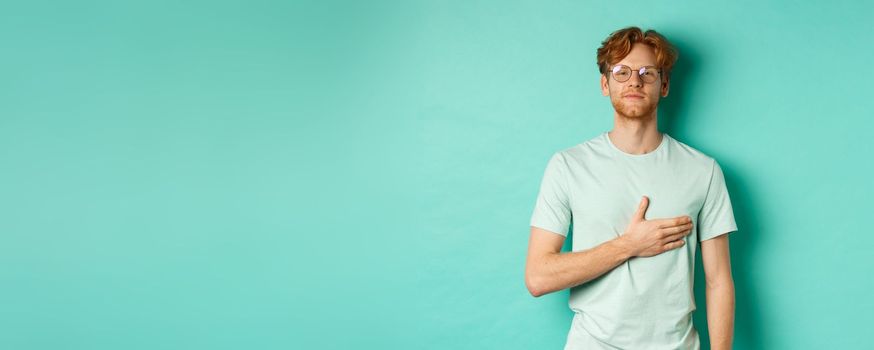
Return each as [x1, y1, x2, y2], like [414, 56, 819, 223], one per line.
[1, 0, 872, 349]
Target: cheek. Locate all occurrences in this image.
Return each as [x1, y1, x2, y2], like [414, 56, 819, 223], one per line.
[611, 86, 624, 96]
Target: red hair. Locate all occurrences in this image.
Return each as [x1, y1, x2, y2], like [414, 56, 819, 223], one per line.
[596, 27, 678, 82]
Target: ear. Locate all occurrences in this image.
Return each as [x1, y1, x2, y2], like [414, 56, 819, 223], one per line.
[600, 74, 609, 96]
[661, 77, 670, 97]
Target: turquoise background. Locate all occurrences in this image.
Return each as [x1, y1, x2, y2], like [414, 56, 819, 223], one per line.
[2, 0, 872, 349]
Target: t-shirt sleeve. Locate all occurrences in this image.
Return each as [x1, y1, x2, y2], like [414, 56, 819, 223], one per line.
[697, 159, 738, 241]
[529, 153, 572, 237]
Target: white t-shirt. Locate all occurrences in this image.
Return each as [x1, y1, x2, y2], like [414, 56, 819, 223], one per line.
[530, 131, 738, 350]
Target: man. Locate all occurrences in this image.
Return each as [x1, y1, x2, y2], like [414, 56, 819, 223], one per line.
[525, 27, 737, 350]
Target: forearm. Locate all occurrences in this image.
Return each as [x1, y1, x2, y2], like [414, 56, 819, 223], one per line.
[706, 281, 735, 350]
[527, 237, 633, 297]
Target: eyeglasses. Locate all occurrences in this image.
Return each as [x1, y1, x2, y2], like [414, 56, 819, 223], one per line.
[609, 65, 661, 83]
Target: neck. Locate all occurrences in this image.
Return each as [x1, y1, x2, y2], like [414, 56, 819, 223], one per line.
[608, 113, 662, 155]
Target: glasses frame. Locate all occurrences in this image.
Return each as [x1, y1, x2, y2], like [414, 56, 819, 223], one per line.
[609, 64, 662, 84]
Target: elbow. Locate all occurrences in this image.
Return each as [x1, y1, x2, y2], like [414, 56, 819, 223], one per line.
[527, 283, 544, 298]
[525, 253, 559, 297]
[526, 282, 544, 298]
[525, 271, 546, 298]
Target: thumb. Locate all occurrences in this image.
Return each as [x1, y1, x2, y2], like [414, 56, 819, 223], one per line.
[633, 196, 649, 221]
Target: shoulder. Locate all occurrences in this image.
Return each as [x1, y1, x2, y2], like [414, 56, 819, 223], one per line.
[553, 133, 607, 164]
[666, 134, 720, 172]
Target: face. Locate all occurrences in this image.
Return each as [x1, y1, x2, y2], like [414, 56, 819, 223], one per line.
[600, 43, 670, 120]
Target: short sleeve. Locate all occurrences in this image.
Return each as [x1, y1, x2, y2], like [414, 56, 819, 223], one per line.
[697, 159, 738, 241]
[529, 153, 572, 236]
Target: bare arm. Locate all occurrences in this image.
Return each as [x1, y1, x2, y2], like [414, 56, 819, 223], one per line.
[525, 196, 693, 297]
[701, 234, 735, 350]
[524, 226, 633, 297]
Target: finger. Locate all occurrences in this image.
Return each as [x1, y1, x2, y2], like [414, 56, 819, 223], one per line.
[633, 196, 649, 221]
[662, 228, 693, 242]
[662, 239, 686, 251]
[657, 216, 692, 229]
[661, 222, 693, 236]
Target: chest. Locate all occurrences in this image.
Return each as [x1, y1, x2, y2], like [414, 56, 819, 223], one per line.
[565, 160, 709, 236]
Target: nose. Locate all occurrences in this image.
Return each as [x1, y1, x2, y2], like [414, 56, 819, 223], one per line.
[627, 70, 644, 88]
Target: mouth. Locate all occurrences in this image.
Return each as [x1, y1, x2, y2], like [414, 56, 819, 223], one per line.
[623, 94, 645, 99]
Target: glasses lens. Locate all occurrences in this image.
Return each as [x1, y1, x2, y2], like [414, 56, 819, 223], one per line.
[639, 67, 659, 83]
[611, 65, 631, 82]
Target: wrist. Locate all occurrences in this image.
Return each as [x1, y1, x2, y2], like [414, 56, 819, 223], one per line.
[612, 235, 636, 259]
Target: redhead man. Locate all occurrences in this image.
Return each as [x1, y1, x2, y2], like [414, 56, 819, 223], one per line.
[525, 27, 736, 350]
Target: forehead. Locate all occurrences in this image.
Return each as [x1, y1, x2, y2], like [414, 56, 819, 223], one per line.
[614, 43, 658, 67]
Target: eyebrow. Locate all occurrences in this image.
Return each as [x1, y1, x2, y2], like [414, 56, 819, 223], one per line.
[613, 64, 658, 69]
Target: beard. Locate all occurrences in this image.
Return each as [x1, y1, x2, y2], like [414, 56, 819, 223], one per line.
[611, 95, 658, 120]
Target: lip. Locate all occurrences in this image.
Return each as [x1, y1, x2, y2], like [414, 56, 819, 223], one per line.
[623, 94, 645, 98]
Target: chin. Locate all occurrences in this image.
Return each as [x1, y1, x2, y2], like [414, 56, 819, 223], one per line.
[617, 107, 656, 119]
[613, 105, 643, 117]
[611, 100, 656, 119]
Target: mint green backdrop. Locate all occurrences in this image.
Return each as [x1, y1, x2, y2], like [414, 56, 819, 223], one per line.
[2, 1, 871, 349]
